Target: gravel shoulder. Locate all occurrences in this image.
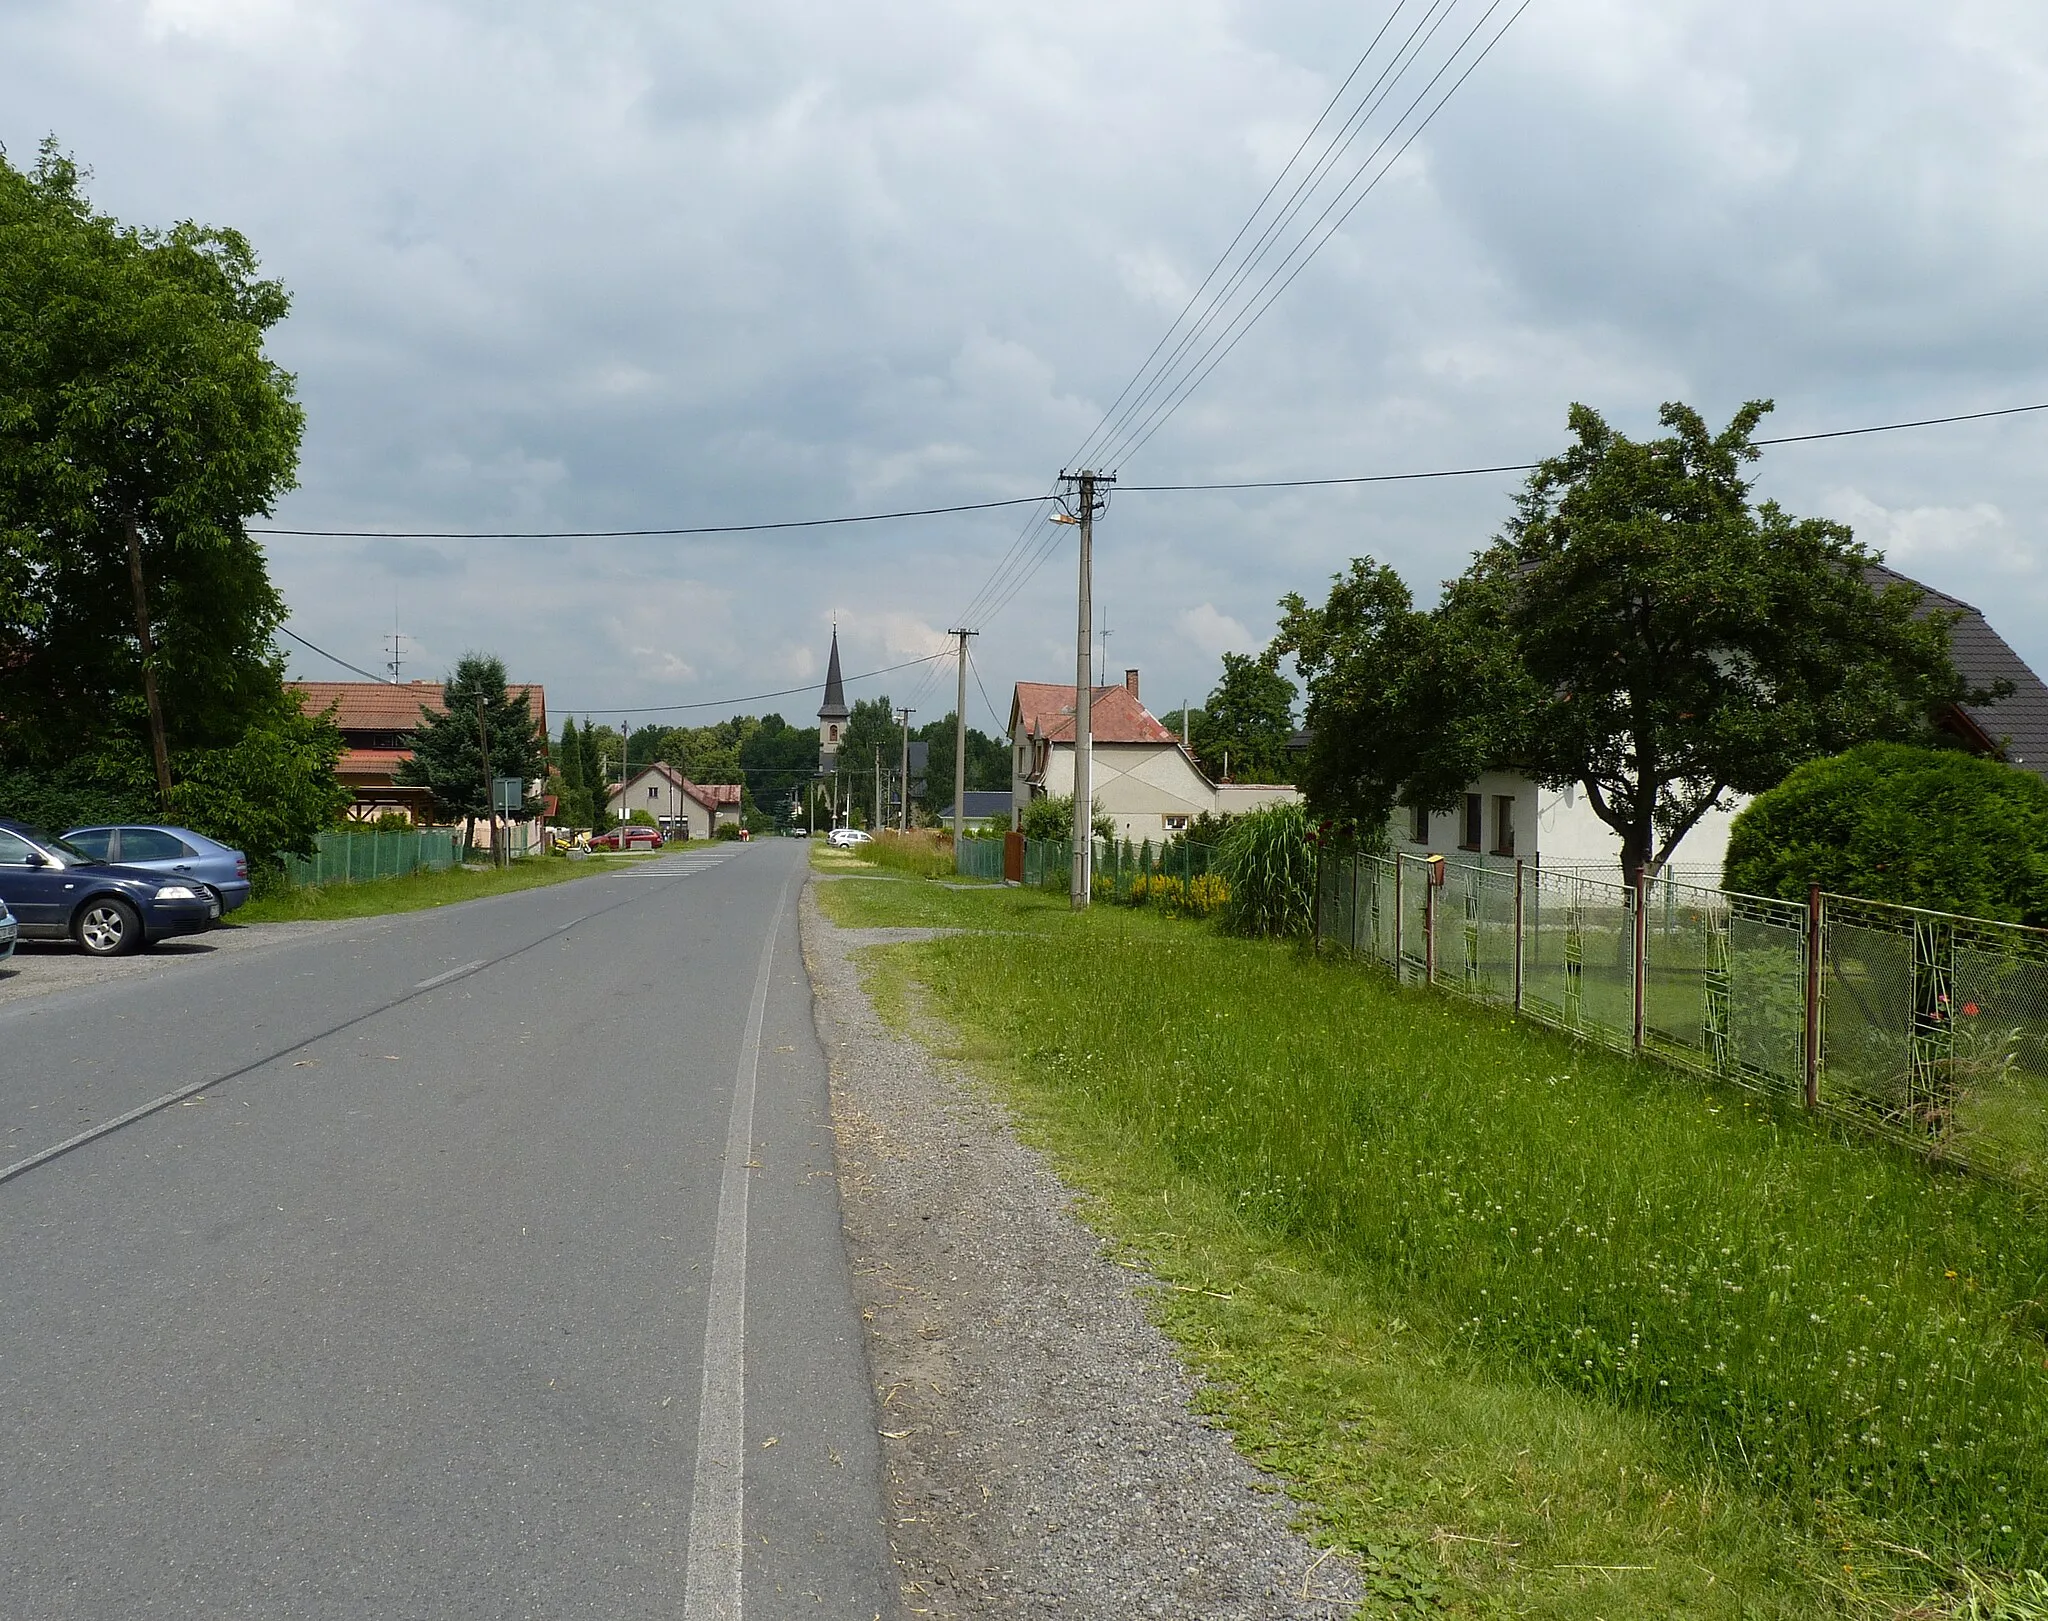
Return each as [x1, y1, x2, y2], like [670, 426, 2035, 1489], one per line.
[0, 919, 343, 1009]
[800, 881, 1360, 1620]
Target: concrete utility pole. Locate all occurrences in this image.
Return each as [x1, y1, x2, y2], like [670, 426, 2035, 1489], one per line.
[896, 708, 915, 832]
[873, 747, 882, 831]
[950, 628, 976, 863]
[1058, 469, 1113, 909]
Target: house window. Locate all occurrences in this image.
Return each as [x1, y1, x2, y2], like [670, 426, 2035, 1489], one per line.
[648, 786, 660, 801]
[1164, 814, 1189, 832]
[1408, 802, 1429, 845]
[1460, 794, 1482, 851]
[1492, 794, 1516, 857]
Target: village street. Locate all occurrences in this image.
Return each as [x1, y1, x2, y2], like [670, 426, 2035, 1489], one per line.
[0, 839, 891, 1619]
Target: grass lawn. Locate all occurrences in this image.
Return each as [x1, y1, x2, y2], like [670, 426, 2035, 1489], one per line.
[235, 849, 665, 924]
[814, 868, 2048, 1619]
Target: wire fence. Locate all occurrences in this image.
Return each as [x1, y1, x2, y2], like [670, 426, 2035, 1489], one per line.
[282, 828, 463, 888]
[955, 836, 1005, 882]
[1317, 851, 2048, 1186]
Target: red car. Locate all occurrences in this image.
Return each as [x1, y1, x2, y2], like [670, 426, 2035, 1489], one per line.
[591, 825, 663, 851]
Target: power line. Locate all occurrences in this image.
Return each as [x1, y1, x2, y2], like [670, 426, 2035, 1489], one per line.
[251, 493, 1049, 541]
[965, 642, 1006, 736]
[1100, 0, 1532, 471]
[277, 623, 390, 683]
[555, 651, 949, 716]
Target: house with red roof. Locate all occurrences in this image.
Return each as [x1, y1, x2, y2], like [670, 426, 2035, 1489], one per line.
[606, 761, 743, 840]
[289, 679, 548, 823]
[1010, 668, 1297, 842]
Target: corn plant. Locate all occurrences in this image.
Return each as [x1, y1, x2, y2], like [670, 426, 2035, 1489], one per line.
[1216, 800, 1316, 937]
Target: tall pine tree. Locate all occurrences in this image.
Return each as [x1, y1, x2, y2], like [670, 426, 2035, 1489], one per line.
[399, 654, 546, 847]
[558, 715, 588, 829]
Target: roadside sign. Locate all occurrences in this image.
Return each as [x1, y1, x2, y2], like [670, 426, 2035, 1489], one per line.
[493, 776, 524, 815]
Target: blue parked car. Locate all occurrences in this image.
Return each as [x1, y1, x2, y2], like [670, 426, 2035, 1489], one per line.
[63, 824, 251, 917]
[0, 820, 218, 956]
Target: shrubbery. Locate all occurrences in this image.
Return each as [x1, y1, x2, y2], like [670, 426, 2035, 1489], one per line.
[1019, 793, 1114, 845]
[1724, 742, 2048, 922]
[1215, 800, 1316, 937]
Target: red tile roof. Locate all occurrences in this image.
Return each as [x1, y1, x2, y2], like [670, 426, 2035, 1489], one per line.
[1010, 682, 1177, 746]
[290, 680, 548, 734]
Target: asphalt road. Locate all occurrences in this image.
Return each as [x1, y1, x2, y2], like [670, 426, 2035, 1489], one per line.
[0, 839, 892, 1620]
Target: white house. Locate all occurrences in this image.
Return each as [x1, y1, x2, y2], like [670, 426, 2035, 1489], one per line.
[1011, 670, 1299, 843]
[1372, 563, 2048, 882]
[607, 762, 743, 840]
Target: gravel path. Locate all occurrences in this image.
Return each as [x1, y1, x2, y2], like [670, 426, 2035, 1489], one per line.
[801, 884, 1360, 1620]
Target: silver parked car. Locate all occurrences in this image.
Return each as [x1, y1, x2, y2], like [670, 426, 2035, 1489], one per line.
[0, 895, 16, 964]
[62, 825, 252, 919]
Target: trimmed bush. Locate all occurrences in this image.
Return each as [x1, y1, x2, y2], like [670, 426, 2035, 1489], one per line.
[1724, 742, 2048, 922]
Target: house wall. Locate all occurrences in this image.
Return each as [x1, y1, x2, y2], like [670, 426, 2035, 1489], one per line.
[1013, 740, 1222, 843]
[605, 771, 738, 840]
[1384, 768, 1741, 880]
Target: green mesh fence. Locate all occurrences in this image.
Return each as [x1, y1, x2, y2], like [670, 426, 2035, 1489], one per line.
[281, 828, 463, 888]
[955, 838, 1004, 882]
[1314, 851, 2048, 1191]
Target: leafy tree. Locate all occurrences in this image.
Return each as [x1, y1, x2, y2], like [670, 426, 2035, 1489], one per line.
[0, 139, 304, 801]
[399, 654, 546, 842]
[168, 695, 351, 868]
[741, 714, 822, 813]
[914, 712, 1009, 813]
[1191, 652, 1296, 783]
[556, 716, 589, 829]
[1018, 793, 1114, 844]
[1725, 743, 2048, 925]
[1276, 401, 1970, 883]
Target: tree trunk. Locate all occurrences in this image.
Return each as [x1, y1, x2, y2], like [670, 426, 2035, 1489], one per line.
[124, 514, 173, 812]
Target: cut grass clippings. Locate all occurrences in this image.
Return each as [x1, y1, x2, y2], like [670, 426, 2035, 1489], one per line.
[814, 870, 2048, 1618]
[234, 849, 666, 924]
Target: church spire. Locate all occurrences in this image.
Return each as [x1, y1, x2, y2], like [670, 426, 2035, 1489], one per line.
[818, 625, 849, 722]
[818, 624, 849, 767]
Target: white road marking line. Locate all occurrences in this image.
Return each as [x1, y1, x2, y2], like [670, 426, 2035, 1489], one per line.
[413, 960, 485, 991]
[681, 869, 793, 1621]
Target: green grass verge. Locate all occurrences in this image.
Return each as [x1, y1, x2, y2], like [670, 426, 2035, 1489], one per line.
[234, 850, 664, 924]
[814, 871, 2048, 1618]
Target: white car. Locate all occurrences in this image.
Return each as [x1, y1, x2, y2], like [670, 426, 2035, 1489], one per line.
[826, 827, 873, 848]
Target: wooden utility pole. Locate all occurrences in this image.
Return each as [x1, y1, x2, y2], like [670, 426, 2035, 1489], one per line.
[873, 747, 882, 831]
[474, 695, 499, 868]
[896, 707, 915, 832]
[950, 629, 975, 863]
[1059, 469, 1112, 909]
[124, 515, 173, 811]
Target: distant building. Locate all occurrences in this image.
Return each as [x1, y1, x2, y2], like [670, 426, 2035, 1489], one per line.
[1010, 668, 1298, 843]
[289, 679, 547, 823]
[606, 762, 742, 840]
[936, 790, 1013, 828]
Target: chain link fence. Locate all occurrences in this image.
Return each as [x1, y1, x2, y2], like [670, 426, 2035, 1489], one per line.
[281, 828, 463, 888]
[1317, 851, 2048, 1188]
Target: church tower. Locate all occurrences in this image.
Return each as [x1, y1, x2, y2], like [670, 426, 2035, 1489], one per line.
[817, 626, 849, 770]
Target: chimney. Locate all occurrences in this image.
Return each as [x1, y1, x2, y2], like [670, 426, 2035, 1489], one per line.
[1123, 668, 1140, 701]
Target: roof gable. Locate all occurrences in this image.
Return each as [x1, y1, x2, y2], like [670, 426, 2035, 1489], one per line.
[1010, 682, 1177, 746]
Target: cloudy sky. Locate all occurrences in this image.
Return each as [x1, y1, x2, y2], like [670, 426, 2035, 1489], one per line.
[7, 0, 2046, 736]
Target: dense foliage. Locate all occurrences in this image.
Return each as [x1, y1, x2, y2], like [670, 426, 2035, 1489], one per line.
[0, 139, 305, 779]
[1725, 742, 2048, 923]
[1018, 792, 1114, 845]
[0, 140, 345, 866]
[1275, 401, 1970, 883]
[1214, 799, 1316, 937]
[1191, 652, 1297, 783]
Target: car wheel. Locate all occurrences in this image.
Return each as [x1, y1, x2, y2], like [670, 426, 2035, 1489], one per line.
[75, 896, 144, 957]
[201, 885, 227, 924]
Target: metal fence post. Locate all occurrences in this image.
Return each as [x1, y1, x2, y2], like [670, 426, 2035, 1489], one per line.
[1633, 872, 1649, 1051]
[1313, 846, 1324, 953]
[1424, 866, 1437, 985]
[1351, 853, 1363, 954]
[1804, 883, 1823, 1111]
[1513, 859, 1525, 1014]
[1393, 857, 1404, 970]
